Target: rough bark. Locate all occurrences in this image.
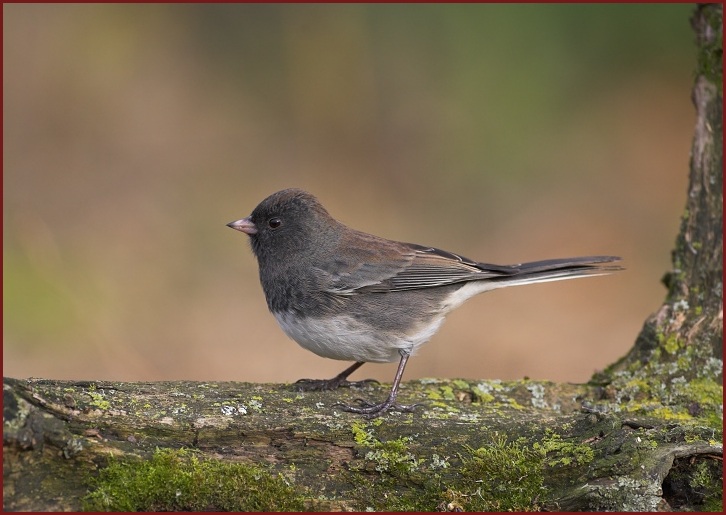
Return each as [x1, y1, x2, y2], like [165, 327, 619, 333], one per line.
[2, 377, 722, 511]
[3, 4, 723, 512]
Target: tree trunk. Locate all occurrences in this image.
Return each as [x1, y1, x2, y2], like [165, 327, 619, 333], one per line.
[3, 4, 722, 512]
[594, 4, 723, 391]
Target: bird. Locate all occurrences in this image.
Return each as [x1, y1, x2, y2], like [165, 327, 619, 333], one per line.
[227, 188, 623, 417]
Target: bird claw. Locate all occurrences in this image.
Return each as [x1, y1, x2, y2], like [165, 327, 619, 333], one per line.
[333, 398, 423, 418]
[347, 378, 380, 388]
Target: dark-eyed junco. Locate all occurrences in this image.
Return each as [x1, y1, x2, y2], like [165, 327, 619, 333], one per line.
[228, 188, 623, 417]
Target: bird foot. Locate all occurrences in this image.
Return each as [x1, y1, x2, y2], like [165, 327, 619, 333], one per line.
[293, 377, 379, 392]
[334, 397, 423, 418]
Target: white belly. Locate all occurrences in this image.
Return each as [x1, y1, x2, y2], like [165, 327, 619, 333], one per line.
[273, 311, 445, 363]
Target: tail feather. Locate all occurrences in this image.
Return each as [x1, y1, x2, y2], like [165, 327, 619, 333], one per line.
[480, 255, 623, 288]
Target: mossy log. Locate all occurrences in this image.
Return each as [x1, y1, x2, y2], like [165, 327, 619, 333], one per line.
[2, 377, 722, 511]
[3, 4, 722, 512]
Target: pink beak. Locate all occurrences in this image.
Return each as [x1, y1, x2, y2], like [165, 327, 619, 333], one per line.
[226, 217, 258, 235]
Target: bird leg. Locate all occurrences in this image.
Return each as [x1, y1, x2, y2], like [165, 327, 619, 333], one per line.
[335, 351, 421, 418]
[293, 361, 379, 391]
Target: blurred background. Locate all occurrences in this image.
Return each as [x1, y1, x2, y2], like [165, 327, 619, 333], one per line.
[4, 4, 695, 385]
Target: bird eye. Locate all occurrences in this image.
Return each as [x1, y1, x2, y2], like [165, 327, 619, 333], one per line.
[268, 217, 282, 229]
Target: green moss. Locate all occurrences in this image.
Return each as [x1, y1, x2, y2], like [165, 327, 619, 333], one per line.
[362, 437, 422, 475]
[426, 389, 443, 400]
[347, 422, 440, 511]
[622, 378, 653, 402]
[351, 420, 375, 446]
[454, 433, 547, 511]
[82, 448, 306, 512]
[471, 380, 507, 404]
[681, 378, 723, 408]
[533, 430, 594, 467]
[87, 391, 111, 411]
[676, 355, 691, 370]
[689, 459, 723, 511]
[650, 407, 693, 422]
[660, 333, 683, 355]
[592, 311, 723, 431]
[439, 385, 456, 400]
[475, 391, 495, 403]
[666, 378, 723, 429]
[347, 425, 548, 512]
[511, 401, 526, 410]
[350, 422, 422, 476]
[451, 379, 471, 390]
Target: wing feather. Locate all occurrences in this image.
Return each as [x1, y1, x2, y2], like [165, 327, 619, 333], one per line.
[316, 238, 516, 294]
